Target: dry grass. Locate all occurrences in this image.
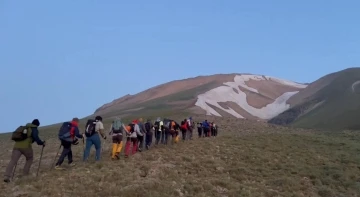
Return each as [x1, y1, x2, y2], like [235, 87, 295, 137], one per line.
[0, 117, 360, 197]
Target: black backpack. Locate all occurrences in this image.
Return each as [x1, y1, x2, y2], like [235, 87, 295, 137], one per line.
[85, 119, 96, 137]
[128, 123, 135, 133]
[58, 122, 72, 141]
[145, 122, 151, 132]
[154, 121, 160, 129]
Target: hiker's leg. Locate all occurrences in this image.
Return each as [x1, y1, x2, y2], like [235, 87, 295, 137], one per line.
[4, 148, 22, 180]
[155, 131, 160, 144]
[22, 148, 34, 176]
[198, 128, 201, 138]
[93, 134, 102, 161]
[132, 137, 138, 154]
[125, 137, 131, 156]
[83, 137, 93, 161]
[116, 135, 123, 155]
[182, 129, 186, 140]
[111, 136, 117, 159]
[68, 145, 73, 164]
[56, 141, 71, 166]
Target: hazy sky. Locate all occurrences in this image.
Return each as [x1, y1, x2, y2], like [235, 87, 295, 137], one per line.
[1, 0, 359, 132]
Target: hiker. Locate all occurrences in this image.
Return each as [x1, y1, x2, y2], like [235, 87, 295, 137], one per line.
[154, 117, 163, 145]
[137, 118, 146, 151]
[4, 119, 45, 183]
[170, 120, 180, 144]
[55, 118, 84, 169]
[144, 119, 153, 149]
[186, 117, 193, 140]
[180, 119, 188, 141]
[213, 122, 218, 136]
[202, 120, 210, 137]
[83, 116, 106, 161]
[109, 117, 124, 160]
[162, 118, 171, 145]
[124, 120, 139, 157]
[197, 122, 203, 138]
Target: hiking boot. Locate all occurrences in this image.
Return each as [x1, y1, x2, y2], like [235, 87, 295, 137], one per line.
[3, 178, 10, 183]
[55, 165, 64, 170]
[68, 163, 76, 167]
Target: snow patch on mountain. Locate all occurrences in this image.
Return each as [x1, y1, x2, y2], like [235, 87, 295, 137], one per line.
[195, 74, 307, 119]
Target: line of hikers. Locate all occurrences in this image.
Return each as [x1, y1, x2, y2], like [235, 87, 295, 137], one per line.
[3, 116, 218, 182]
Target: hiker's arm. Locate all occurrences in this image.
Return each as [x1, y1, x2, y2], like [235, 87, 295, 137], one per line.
[31, 128, 44, 145]
[74, 127, 83, 138]
[108, 123, 114, 135]
[135, 125, 141, 135]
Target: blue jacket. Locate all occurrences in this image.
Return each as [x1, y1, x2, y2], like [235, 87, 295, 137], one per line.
[31, 127, 44, 145]
[202, 121, 210, 129]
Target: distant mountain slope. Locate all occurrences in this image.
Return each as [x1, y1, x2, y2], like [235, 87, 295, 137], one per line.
[94, 73, 307, 120]
[268, 67, 360, 130]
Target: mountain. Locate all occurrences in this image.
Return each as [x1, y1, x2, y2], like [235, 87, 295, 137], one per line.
[94, 73, 307, 120]
[268, 67, 360, 130]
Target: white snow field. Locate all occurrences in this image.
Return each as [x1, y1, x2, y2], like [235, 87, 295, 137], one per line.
[351, 80, 360, 93]
[195, 74, 307, 119]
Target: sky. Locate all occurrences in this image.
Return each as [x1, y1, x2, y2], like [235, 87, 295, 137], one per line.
[0, 0, 359, 132]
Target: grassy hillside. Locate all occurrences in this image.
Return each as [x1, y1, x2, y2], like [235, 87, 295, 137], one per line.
[1, 117, 360, 196]
[269, 67, 360, 130]
[97, 81, 219, 119]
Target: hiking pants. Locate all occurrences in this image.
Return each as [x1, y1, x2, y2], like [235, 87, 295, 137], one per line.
[137, 135, 144, 150]
[161, 131, 167, 144]
[181, 128, 187, 141]
[145, 131, 153, 147]
[125, 137, 138, 156]
[112, 135, 123, 159]
[56, 140, 73, 166]
[197, 127, 202, 137]
[155, 131, 161, 145]
[204, 128, 210, 137]
[214, 129, 218, 136]
[187, 127, 193, 140]
[211, 128, 215, 136]
[83, 133, 101, 161]
[4, 148, 33, 180]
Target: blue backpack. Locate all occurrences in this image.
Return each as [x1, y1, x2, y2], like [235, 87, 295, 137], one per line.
[58, 122, 72, 141]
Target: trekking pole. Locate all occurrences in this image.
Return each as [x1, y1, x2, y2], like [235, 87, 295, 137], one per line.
[36, 145, 44, 178]
[51, 144, 62, 169]
[12, 162, 18, 180]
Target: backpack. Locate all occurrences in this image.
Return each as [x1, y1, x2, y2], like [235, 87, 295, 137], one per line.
[145, 122, 151, 132]
[163, 119, 171, 129]
[85, 119, 96, 137]
[128, 123, 135, 133]
[112, 119, 123, 134]
[11, 126, 30, 142]
[58, 122, 72, 141]
[154, 121, 160, 129]
[181, 121, 188, 130]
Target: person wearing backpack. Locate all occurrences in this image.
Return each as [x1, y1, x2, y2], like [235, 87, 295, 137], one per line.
[154, 117, 163, 145]
[55, 118, 84, 170]
[203, 120, 211, 137]
[124, 120, 139, 158]
[144, 119, 153, 150]
[197, 122, 203, 138]
[109, 117, 124, 160]
[137, 118, 146, 151]
[180, 119, 188, 141]
[4, 119, 45, 183]
[162, 118, 171, 145]
[83, 116, 106, 161]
